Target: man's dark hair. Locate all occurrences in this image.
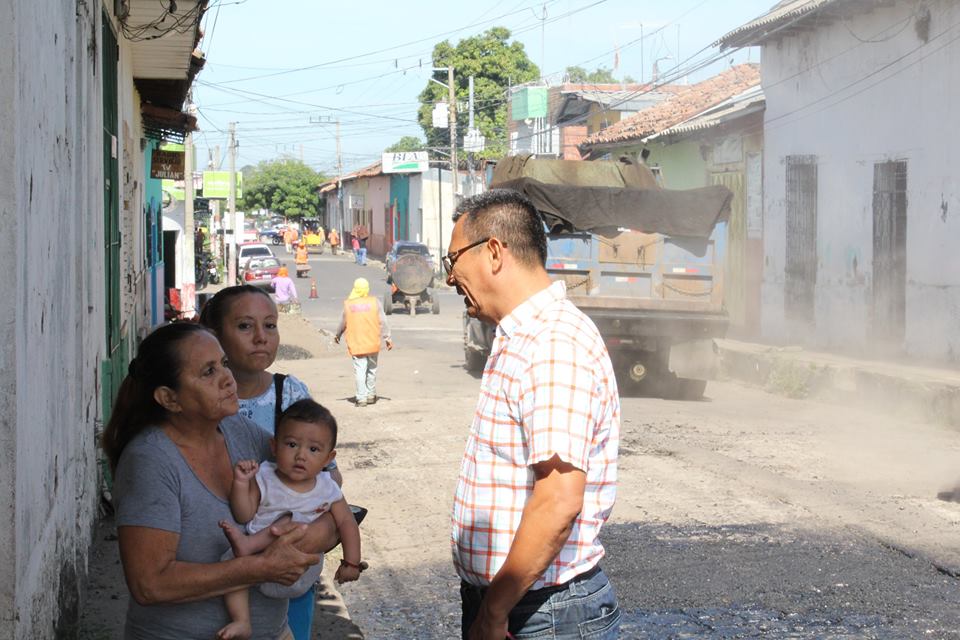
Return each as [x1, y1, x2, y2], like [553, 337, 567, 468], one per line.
[277, 398, 338, 446]
[452, 189, 547, 267]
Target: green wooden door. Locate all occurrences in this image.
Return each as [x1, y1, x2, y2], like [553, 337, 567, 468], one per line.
[101, 14, 126, 423]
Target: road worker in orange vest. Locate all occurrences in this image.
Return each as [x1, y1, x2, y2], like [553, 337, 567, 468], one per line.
[334, 277, 393, 407]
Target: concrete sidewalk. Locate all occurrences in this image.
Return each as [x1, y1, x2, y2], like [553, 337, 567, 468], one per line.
[717, 339, 960, 429]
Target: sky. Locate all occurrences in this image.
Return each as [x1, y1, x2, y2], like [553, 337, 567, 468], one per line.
[191, 0, 773, 177]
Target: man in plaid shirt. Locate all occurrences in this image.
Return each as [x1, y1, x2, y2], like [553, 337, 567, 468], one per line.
[445, 190, 621, 640]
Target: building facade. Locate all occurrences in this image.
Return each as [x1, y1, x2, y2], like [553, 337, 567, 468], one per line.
[721, 0, 960, 361]
[0, 3, 203, 637]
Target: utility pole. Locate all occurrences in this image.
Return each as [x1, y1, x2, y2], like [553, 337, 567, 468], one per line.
[184, 99, 196, 316]
[210, 145, 221, 261]
[227, 122, 237, 286]
[467, 76, 475, 198]
[448, 66, 458, 205]
[336, 118, 343, 239]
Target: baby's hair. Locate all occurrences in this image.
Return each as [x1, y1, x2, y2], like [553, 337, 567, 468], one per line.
[278, 398, 338, 447]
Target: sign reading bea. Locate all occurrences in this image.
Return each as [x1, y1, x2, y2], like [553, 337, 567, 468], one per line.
[382, 152, 428, 174]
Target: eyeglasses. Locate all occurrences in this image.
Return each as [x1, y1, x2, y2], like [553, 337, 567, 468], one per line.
[442, 237, 490, 275]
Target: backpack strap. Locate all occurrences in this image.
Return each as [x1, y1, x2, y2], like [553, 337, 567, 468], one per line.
[273, 373, 288, 432]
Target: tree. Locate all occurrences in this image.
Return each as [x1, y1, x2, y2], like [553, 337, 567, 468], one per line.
[385, 136, 426, 153]
[565, 65, 635, 84]
[241, 159, 326, 220]
[417, 27, 539, 160]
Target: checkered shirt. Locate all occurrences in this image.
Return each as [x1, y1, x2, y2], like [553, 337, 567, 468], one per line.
[451, 280, 620, 588]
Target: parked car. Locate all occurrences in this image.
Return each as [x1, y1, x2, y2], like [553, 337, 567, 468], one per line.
[258, 227, 283, 245]
[241, 221, 259, 243]
[239, 256, 281, 290]
[384, 241, 439, 316]
[385, 241, 434, 274]
[237, 242, 275, 273]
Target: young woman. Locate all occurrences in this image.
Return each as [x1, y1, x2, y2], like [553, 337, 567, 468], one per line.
[199, 285, 342, 640]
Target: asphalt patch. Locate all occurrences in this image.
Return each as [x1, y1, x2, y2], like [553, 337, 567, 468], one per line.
[601, 521, 960, 638]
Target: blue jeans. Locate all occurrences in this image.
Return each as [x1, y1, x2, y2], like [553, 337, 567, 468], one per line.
[287, 585, 315, 640]
[358, 247, 367, 265]
[352, 353, 379, 402]
[460, 566, 620, 639]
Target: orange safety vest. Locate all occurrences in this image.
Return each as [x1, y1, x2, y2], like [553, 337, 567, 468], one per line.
[343, 296, 381, 356]
[295, 247, 309, 264]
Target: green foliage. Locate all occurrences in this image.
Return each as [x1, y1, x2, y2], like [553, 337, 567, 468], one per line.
[417, 27, 539, 160]
[385, 136, 426, 153]
[565, 66, 636, 84]
[241, 159, 327, 219]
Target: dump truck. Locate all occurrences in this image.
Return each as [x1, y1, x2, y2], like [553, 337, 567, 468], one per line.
[463, 155, 732, 399]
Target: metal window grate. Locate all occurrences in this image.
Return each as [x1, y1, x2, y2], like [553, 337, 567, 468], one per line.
[785, 156, 818, 329]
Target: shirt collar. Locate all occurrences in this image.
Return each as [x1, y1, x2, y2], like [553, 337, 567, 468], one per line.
[496, 280, 567, 340]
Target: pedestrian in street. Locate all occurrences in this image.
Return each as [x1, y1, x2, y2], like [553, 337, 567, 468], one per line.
[294, 241, 310, 279]
[334, 277, 393, 407]
[328, 228, 340, 255]
[283, 226, 295, 253]
[199, 285, 344, 640]
[289, 226, 300, 253]
[351, 223, 369, 265]
[444, 189, 622, 640]
[270, 266, 298, 312]
[101, 322, 340, 640]
[351, 235, 361, 264]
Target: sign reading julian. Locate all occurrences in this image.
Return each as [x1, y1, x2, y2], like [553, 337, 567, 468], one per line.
[150, 149, 185, 180]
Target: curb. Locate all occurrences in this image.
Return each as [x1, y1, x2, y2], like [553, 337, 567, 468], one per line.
[716, 340, 960, 430]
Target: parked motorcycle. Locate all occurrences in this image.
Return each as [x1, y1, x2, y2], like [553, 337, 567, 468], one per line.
[195, 253, 220, 289]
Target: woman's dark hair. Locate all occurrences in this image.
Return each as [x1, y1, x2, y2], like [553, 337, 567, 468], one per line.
[277, 398, 338, 447]
[198, 285, 273, 335]
[452, 189, 547, 267]
[101, 323, 215, 472]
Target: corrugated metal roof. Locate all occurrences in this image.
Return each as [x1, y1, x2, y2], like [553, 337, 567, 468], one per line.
[580, 64, 761, 149]
[717, 0, 838, 49]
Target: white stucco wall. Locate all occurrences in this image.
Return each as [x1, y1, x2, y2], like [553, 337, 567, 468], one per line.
[419, 170, 456, 265]
[0, 2, 104, 638]
[116, 44, 153, 342]
[760, 0, 960, 360]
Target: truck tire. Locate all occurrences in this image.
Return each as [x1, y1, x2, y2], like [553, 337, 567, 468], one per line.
[464, 348, 486, 373]
[383, 292, 393, 315]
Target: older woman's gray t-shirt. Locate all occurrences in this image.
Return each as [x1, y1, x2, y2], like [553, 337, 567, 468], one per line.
[113, 414, 286, 640]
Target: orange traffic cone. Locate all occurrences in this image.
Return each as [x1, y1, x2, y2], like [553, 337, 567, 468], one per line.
[309, 279, 318, 299]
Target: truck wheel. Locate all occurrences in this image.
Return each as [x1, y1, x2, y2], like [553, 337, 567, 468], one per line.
[383, 292, 393, 315]
[431, 298, 440, 314]
[464, 348, 485, 373]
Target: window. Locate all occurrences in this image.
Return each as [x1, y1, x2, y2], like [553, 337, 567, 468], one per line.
[785, 156, 818, 329]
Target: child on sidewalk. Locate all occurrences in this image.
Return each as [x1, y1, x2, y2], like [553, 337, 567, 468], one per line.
[217, 399, 363, 640]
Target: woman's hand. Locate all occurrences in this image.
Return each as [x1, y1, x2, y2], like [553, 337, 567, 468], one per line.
[259, 524, 322, 585]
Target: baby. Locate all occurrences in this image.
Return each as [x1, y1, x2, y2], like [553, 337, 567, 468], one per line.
[217, 399, 362, 640]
